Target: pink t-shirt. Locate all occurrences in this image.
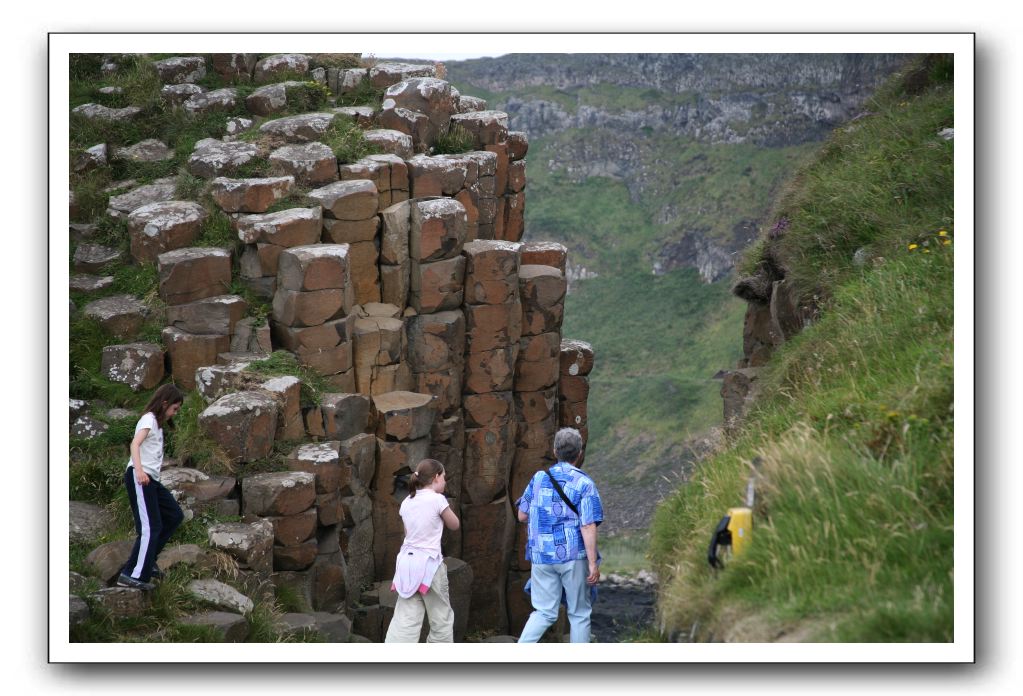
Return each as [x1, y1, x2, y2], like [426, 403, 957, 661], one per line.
[399, 489, 449, 555]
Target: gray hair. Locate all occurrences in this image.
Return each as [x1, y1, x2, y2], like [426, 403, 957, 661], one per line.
[553, 428, 583, 464]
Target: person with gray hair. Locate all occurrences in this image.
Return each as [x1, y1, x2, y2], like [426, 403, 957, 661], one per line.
[515, 427, 604, 642]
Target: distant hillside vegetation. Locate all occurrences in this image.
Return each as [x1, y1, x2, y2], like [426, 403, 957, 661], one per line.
[649, 54, 955, 642]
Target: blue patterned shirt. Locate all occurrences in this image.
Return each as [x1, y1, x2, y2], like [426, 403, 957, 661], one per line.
[517, 462, 604, 564]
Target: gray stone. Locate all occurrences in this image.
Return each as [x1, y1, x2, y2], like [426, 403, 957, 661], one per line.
[209, 176, 294, 213]
[225, 117, 255, 138]
[449, 110, 509, 147]
[258, 112, 336, 143]
[336, 68, 368, 94]
[211, 53, 258, 80]
[269, 142, 338, 187]
[69, 595, 91, 628]
[207, 519, 275, 573]
[188, 579, 254, 615]
[275, 612, 318, 639]
[382, 78, 459, 149]
[458, 95, 488, 113]
[158, 247, 233, 305]
[165, 294, 247, 335]
[153, 56, 207, 84]
[72, 103, 142, 122]
[69, 501, 117, 544]
[241, 471, 316, 517]
[199, 391, 279, 463]
[254, 54, 310, 84]
[73, 244, 122, 273]
[82, 539, 134, 583]
[244, 81, 307, 117]
[69, 398, 88, 420]
[236, 207, 322, 246]
[70, 415, 106, 440]
[98, 86, 123, 96]
[73, 143, 108, 173]
[321, 393, 370, 440]
[363, 129, 413, 160]
[107, 177, 178, 218]
[91, 587, 151, 618]
[70, 222, 98, 243]
[369, 62, 436, 89]
[307, 179, 377, 220]
[101, 342, 165, 391]
[69, 274, 114, 293]
[69, 571, 91, 594]
[161, 83, 206, 106]
[183, 87, 240, 115]
[187, 138, 260, 179]
[128, 200, 207, 264]
[113, 139, 174, 163]
[105, 408, 135, 421]
[83, 294, 149, 339]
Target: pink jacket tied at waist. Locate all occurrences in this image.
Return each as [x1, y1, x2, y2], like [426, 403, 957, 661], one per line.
[391, 544, 443, 598]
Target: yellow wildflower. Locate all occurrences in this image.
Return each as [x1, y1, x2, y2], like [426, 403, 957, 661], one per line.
[908, 243, 918, 250]
[923, 249, 931, 254]
[938, 230, 948, 236]
[942, 239, 951, 246]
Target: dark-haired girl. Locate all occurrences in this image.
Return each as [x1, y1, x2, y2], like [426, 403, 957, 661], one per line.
[117, 384, 185, 591]
[384, 459, 460, 642]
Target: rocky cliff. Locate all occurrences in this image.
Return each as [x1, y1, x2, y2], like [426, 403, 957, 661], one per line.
[448, 53, 911, 283]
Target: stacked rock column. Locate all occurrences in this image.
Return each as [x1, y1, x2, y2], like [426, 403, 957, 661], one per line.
[460, 239, 522, 632]
[558, 340, 595, 451]
[505, 245, 569, 633]
[270, 243, 356, 391]
[307, 179, 381, 308]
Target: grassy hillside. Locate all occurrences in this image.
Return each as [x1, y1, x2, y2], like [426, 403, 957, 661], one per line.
[649, 54, 955, 642]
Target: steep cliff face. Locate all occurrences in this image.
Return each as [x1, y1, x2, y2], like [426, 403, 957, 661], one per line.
[449, 53, 910, 283]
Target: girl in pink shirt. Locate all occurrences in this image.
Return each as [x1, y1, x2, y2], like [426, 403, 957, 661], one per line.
[384, 459, 460, 642]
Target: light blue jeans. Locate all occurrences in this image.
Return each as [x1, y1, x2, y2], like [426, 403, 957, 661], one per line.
[517, 559, 591, 643]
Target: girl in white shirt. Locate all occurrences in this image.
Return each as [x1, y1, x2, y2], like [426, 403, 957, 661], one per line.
[384, 458, 461, 642]
[117, 384, 185, 591]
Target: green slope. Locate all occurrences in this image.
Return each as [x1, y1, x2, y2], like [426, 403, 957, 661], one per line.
[649, 55, 955, 642]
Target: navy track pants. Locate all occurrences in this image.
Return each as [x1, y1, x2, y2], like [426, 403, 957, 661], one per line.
[121, 468, 184, 582]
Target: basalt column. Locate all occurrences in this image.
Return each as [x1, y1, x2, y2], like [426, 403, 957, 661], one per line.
[460, 239, 523, 633]
[506, 251, 568, 633]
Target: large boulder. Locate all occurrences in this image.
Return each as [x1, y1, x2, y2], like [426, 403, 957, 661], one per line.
[107, 177, 178, 219]
[381, 78, 459, 149]
[187, 579, 254, 615]
[368, 62, 435, 89]
[83, 295, 149, 339]
[211, 53, 258, 81]
[242, 471, 316, 517]
[73, 244, 122, 274]
[112, 139, 174, 163]
[100, 342, 165, 391]
[162, 327, 230, 389]
[277, 244, 350, 292]
[73, 143, 107, 173]
[269, 142, 338, 187]
[158, 247, 232, 305]
[254, 54, 310, 84]
[307, 179, 377, 221]
[209, 176, 294, 214]
[199, 391, 279, 462]
[165, 294, 247, 335]
[153, 56, 206, 84]
[127, 200, 207, 264]
[236, 206, 322, 247]
[183, 87, 239, 115]
[363, 129, 413, 160]
[82, 539, 135, 584]
[161, 83, 205, 106]
[244, 81, 306, 117]
[90, 587, 151, 618]
[207, 519, 275, 573]
[258, 113, 336, 143]
[71, 103, 142, 122]
[411, 198, 467, 263]
[372, 391, 435, 442]
[69, 501, 117, 544]
[187, 138, 260, 179]
[69, 595, 90, 628]
[70, 415, 108, 440]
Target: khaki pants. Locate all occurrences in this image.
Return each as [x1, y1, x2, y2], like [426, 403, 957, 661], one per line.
[384, 562, 454, 643]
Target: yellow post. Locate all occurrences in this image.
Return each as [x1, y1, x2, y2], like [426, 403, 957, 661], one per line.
[726, 507, 753, 557]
